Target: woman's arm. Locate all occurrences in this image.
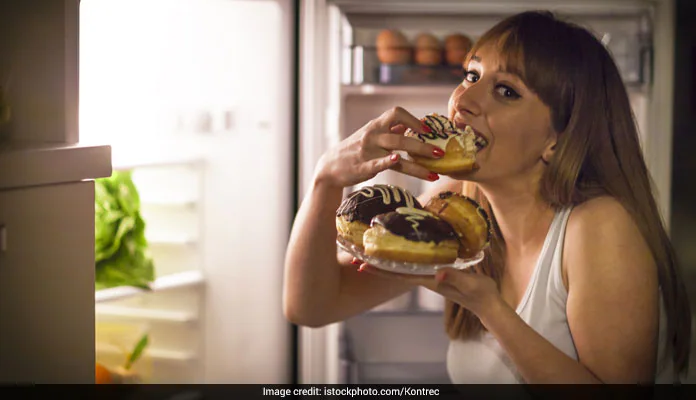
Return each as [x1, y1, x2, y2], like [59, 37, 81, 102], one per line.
[478, 196, 658, 383]
[283, 107, 453, 327]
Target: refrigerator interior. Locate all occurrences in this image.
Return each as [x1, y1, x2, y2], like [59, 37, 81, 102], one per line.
[80, 0, 294, 383]
[300, 0, 670, 385]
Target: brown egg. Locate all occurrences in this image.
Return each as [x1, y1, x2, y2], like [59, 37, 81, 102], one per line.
[444, 33, 473, 66]
[376, 29, 409, 48]
[415, 49, 442, 66]
[376, 29, 412, 64]
[414, 33, 442, 65]
[414, 33, 441, 50]
[377, 48, 412, 64]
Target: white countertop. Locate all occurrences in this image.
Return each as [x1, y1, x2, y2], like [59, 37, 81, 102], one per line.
[0, 142, 112, 190]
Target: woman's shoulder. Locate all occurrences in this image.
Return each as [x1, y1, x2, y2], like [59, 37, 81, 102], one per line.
[568, 195, 632, 226]
[566, 195, 646, 249]
[562, 196, 654, 287]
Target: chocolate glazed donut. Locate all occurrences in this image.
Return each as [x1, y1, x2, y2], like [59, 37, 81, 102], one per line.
[404, 113, 488, 174]
[363, 207, 460, 264]
[336, 184, 422, 249]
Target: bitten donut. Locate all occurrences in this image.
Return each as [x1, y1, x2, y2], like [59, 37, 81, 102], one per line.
[336, 184, 421, 249]
[424, 191, 491, 258]
[404, 113, 488, 174]
[363, 207, 460, 264]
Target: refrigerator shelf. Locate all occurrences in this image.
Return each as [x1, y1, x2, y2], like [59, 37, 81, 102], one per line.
[96, 343, 196, 362]
[95, 270, 205, 304]
[342, 84, 456, 97]
[96, 304, 198, 324]
[147, 233, 198, 246]
[112, 155, 204, 172]
[140, 196, 198, 208]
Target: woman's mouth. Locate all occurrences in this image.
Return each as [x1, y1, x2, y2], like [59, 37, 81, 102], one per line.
[473, 133, 488, 152]
[458, 121, 489, 152]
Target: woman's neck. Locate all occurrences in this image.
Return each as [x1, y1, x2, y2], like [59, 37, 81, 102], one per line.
[477, 180, 555, 255]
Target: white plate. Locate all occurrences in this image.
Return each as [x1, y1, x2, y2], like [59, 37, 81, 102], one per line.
[336, 236, 485, 276]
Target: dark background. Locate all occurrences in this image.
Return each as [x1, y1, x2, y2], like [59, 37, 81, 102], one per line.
[672, 0, 696, 311]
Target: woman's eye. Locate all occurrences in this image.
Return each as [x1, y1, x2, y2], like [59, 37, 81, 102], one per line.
[463, 70, 479, 83]
[496, 85, 520, 99]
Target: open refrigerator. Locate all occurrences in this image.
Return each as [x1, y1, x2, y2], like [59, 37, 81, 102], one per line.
[78, 0, 686, 385]
[297, 0, 681, 384]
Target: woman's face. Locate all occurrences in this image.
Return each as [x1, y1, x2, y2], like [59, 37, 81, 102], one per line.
[447, 44, 557, 185]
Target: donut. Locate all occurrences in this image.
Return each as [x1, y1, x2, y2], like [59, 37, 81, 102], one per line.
[424, 191, 491, 258]
[336, 184, 422, 249]
[404, 113, 488, 174]
[363, 207, 460, 264]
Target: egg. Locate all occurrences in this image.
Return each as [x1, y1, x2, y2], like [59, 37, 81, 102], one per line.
[376, 29, 411, 64]
[414, 33, 442, 66]
[444, 33, 473, 66]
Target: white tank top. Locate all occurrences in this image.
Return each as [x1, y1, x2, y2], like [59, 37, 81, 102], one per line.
[446, 207, 677, 384]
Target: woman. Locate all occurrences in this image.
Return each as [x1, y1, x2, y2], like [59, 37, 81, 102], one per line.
[283, 11, 691, 384]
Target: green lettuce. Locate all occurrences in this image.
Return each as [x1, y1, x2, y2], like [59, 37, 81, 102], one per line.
[95, 170, 155, 290]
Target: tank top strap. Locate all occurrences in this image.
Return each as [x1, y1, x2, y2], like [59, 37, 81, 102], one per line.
[516, 207, 573, 314]
[548, 207, 574, 304]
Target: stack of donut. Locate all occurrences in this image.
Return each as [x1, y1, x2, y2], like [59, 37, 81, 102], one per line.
[336, 184, 491, 264]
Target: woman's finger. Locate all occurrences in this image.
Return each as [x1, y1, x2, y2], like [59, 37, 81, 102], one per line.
[390, 124, 408, 135]
[378, 106, 429, 134]
[361, 152, 402, 178]
[374, 133, 445, 159]
[389, 158, 439, 182]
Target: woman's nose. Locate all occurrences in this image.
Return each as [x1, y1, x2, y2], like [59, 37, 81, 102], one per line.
[452, 84, 483, 117]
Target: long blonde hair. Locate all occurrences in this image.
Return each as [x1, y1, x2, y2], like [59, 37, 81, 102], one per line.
[445, 11, 691, 375]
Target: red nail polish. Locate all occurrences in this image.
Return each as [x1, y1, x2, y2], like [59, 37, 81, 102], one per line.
[432, 148, 445, 157]
[428, 172, 439, 181]
[390, 153, 400, 162]
[351, 258, 361, 265]
[422, 124, 433, 133]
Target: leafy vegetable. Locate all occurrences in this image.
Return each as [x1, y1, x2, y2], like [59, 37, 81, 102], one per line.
[95, 170, 155, 290]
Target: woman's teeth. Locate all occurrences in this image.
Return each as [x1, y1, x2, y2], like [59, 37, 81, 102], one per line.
[474, 134, 488, 150]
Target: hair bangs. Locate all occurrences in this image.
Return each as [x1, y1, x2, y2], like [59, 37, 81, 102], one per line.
[465, 12, 578, 133]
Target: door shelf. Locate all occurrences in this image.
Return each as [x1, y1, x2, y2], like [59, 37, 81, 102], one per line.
[95, 270, 205, 304]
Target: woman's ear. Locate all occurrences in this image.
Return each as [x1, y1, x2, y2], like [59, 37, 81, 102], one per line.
[541, 140, 557, 165]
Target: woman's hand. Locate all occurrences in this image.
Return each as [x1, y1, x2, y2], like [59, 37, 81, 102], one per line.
[358, 261, 505, 319]
[314, 107, 445, 188]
